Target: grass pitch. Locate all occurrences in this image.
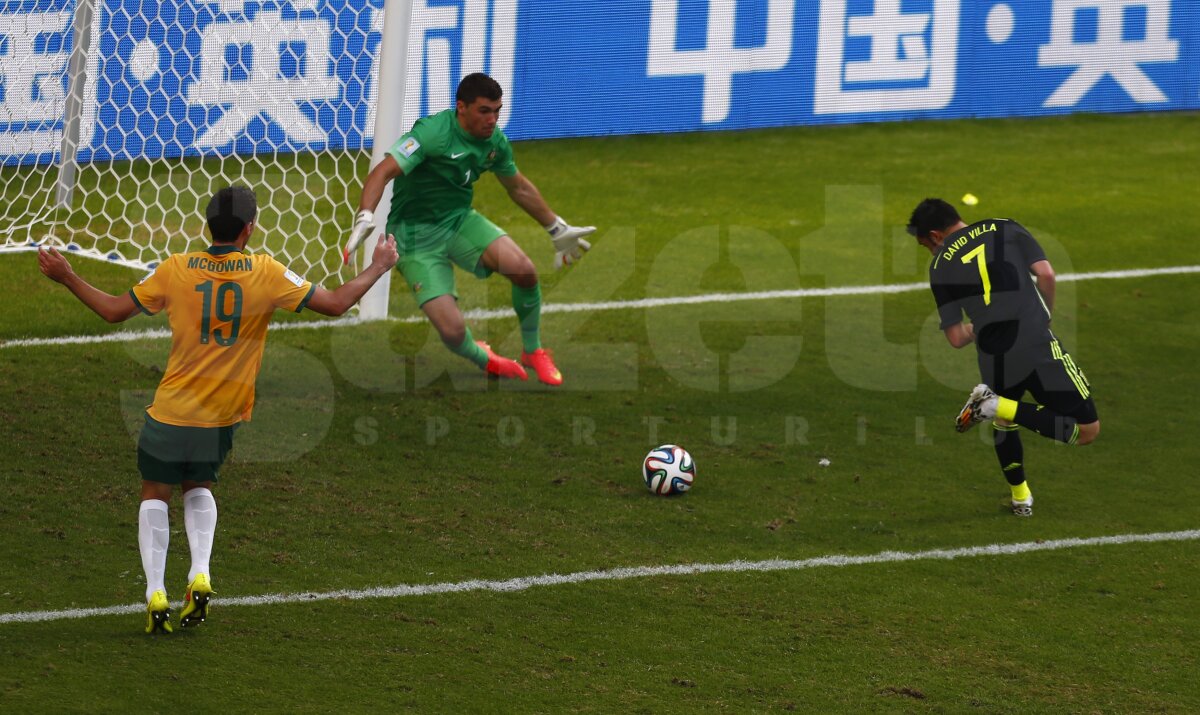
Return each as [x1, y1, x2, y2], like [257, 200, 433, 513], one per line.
[2, 111, 1199, 712]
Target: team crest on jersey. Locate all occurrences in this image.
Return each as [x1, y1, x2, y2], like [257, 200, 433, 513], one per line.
[399, 137, 421, 157]
[486, 150, 495, 162]
[284, 269, 306, 287]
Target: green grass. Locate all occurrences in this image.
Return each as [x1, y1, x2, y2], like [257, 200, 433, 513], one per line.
[2, 112, 1199, 712]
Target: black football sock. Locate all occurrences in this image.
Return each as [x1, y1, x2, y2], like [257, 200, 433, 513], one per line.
[992, 424, 1026, 486]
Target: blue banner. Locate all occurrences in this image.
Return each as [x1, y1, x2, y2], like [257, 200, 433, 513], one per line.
[514, 0, 1198, 136]
[1, 0, 1197, 166]
[1, 0, 382, 165]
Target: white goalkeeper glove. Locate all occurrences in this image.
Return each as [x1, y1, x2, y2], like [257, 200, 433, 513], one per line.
[342, 209, 375, 265]
[545, 216, 595, 270]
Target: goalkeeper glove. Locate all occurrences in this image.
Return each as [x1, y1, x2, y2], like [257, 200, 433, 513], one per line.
[342, 210, 375, 265]
[545, 216, 595, 270]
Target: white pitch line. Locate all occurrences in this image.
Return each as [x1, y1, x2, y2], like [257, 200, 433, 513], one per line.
[0, 315, 367, 349]
[2, 528, 1197, 626]
[5, 264, 1199, 350]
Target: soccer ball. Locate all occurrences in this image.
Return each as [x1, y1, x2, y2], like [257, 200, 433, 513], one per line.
[642, 445, 695, 495]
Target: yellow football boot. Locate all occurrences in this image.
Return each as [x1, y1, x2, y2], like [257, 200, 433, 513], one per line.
[179, 573, 213, 628]
[145, 590, 173, 634]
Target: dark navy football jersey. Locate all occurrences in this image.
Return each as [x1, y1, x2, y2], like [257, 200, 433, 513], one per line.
[928, 219, 1052, 355]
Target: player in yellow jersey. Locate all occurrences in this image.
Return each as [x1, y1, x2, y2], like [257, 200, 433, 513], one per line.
[37, 186, 398, 633]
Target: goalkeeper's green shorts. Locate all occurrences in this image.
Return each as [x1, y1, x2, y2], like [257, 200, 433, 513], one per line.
[389, 210, 507, 307]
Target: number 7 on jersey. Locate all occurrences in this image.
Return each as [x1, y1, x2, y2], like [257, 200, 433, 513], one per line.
[960, 245, 992, 305]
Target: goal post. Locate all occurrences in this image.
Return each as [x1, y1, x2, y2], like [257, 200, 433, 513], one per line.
[357, 0, 413, 321]
[54, 0, 96, 210]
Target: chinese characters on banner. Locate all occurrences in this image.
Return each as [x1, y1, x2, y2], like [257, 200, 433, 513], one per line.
[0, 0, 1193, 163]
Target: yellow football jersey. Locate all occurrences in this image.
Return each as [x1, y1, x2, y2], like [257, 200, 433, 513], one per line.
[129, 245, 315, 427]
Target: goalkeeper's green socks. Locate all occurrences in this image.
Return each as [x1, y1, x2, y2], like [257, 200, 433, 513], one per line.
[512, 283, 542, 353]
[450, 329, 489, 369]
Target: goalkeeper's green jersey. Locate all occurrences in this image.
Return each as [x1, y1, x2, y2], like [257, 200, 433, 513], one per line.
[385, 108, 518, 234]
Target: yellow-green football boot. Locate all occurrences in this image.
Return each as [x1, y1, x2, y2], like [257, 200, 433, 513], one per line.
[145, 590, 173, 634]
[179, 573, 214, 628]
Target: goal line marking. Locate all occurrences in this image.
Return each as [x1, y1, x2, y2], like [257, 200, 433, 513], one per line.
[4, 263, 1198, 350]
[2, 528, 1196, 626]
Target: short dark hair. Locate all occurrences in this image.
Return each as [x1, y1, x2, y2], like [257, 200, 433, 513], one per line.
[456, 72, 503, 105]
[907, 198, 961, 239]
[205, 185, 257, 243]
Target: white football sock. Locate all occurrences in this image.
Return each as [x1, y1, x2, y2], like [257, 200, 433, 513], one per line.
[138, 499, 170, 601]
[183, 487, 217, 582]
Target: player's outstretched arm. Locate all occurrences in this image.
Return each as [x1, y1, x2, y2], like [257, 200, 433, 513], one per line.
[310, 235, 399, 316]
[38, 247, 138, 323]
[343, 155, 404, 264]
[496, 172, 594, 269]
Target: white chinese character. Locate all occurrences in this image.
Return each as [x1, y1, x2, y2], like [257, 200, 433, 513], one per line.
[187, 11, 338, 148]
[0, 12, 70, 128]
[814, 0, 959, 115]
[373, 0, 518, 132]
[844, 0, 930, 83]
[1039, 0, 1178, 107]
[646, 0, 795, 124]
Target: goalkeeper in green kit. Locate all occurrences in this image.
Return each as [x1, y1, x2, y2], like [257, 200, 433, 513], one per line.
[344, 72, 594, 385]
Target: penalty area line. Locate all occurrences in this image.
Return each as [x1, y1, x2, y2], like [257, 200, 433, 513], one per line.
[5, 263, 1199, 350]
[2, 528, 1197, 626]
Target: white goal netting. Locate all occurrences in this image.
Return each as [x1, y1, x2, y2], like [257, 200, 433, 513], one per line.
[0, 0, 383, 285]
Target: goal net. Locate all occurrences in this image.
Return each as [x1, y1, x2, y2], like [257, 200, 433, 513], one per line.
[0, 0, 385, 300]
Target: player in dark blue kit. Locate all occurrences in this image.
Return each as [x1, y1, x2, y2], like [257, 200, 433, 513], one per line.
[909, 198, 1100, 516]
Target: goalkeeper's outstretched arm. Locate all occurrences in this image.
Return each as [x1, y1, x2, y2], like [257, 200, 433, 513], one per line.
[495, 172, 595, 269]
[37, 247, 139, 323]
[343, 156, 404, 264]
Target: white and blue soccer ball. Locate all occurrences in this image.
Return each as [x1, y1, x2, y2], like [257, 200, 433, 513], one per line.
[642, 444, 695, 496]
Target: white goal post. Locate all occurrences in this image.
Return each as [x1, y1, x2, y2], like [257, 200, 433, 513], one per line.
[355, 0, 411, 321]
[0, 0, 422, 321]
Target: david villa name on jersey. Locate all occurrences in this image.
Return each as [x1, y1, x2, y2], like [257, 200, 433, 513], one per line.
[940, 222, 997, 263]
